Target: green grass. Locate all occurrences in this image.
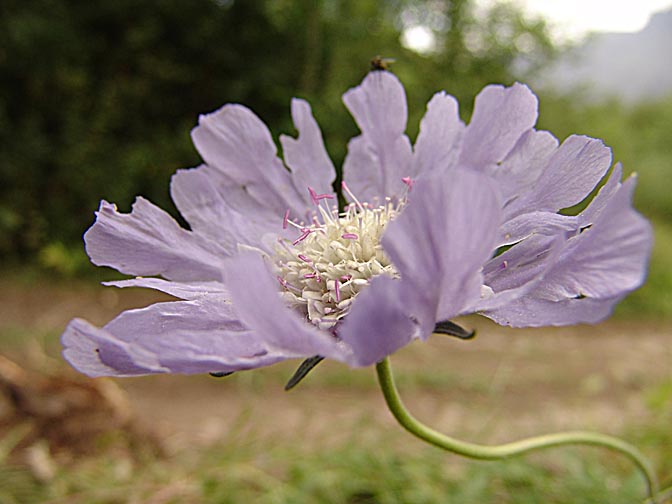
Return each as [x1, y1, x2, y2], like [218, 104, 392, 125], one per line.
[1, 339, 670, 504]
[1, 415, 670, 504]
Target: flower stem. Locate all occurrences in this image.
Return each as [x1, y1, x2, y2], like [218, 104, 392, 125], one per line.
[375, 357, 659, 503]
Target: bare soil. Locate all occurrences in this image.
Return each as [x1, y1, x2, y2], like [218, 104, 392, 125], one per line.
[1, 277, 670, 453]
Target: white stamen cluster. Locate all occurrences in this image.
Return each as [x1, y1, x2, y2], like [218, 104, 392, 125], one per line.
[274, 196, 401, 331]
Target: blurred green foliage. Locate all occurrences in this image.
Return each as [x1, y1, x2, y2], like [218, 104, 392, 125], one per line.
[1, 0, 670, 317]
[0, 0, 554, 265]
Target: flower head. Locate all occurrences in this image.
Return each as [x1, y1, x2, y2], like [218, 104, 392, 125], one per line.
[62, 71, 652, 377]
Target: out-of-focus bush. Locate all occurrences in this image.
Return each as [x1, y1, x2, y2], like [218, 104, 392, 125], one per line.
[0, 0, 555, 265]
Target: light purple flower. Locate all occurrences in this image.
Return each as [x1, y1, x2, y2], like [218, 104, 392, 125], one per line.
[62, 71, 652, 377]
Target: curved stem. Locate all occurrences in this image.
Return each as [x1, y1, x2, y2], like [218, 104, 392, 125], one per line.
[376, 357, 659, 503]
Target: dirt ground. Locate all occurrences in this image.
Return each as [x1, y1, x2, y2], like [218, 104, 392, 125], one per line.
[1, 276, 671, 452]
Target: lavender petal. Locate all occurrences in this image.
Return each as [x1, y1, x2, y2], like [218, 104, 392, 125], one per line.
[85, 198, 227, 281]
[459, 83, 538, 170]
[171, 166, 283, 253]
[223, 251, 353, 362]
[505, 135, 612, 218]
[280, 98, 337, 201]
[339, 276, 421, 366]
[482, 295, 625, 327]
[103, 277, 229, 300]
[536, 176, 652, 300]
[62, 298, 288, 377]
[190, 104, 309, 217]
[412, 91, 464, 177]
[342, 71, 413, 202]
[381, 170, 502, 331]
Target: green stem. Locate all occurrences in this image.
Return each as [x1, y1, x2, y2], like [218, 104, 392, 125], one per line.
[375, 357, 659, 503]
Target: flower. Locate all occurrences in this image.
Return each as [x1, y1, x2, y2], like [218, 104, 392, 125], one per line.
[61, 71, 652, 377]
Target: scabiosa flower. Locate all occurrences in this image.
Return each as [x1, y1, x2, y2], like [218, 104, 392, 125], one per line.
[62, 71, 652, 377]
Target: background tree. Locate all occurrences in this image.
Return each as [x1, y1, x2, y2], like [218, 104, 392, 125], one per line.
[0, 0, 556, 268]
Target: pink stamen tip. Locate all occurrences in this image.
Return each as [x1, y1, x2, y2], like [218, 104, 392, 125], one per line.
[308, 186, 319, 205]
[335, 281, 341, 302]
[278, 277, 301, 293]
[341, 233, 358, 240]
[340, 275, 351, 281]
[292, 229, 312, 245]
[304, 273, 317, 279]
[500, 260, 508, 270]
[298, 254, 312, 263]
[316, 193, 334, 201]
[283, 209, 290, 229]
[402, 176, 414, 189]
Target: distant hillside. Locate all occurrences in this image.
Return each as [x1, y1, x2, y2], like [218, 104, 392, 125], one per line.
[536, 9, 672, 103]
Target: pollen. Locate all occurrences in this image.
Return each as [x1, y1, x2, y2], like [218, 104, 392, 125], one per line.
[274, 188, 401, 331]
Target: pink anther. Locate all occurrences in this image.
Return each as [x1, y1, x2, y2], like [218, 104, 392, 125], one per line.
[402, 176, 415, 190]
[304, 273, 317, 279]
[308, 186, 319, 205]
[292, 228, 312, 245]
[298, 254, 312, 263]
[334, 281, 341, 302]
[283, 209, 290, 229]
[308, 187, 335, 206]
[278, 277, 301, 293]
[341, 233, 358, 240]
[340, 275, 352, 281]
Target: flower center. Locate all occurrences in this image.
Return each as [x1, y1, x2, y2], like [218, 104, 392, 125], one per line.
[274, 186, 402, 331]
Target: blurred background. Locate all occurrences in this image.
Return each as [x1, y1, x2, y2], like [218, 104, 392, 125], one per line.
[0, 1, 670, 502]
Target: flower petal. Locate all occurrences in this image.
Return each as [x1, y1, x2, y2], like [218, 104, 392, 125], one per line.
[338, 276, 421, 367]
[170, 166, 282, 253]
[381, 171, 502, 328]
[412, 91, 464, 177]
[85, 198, 226, 281]
[190, 104, 309, 217]
[482, 295, 624, 327]
[482, 176, 652, 327]
[103, 277, 228, 300]
[484, 234, 559, 292]
[62, 298, 287, 377]
[280, 98, 337, 199]
[493, 129, 559, 204]
[506, 135, 612, 217]
[577, 163, 623, 225]
[536, 176, 652, 300]
[62, 318, 152, 377]
[498, 211, 577, 246]
[459, 83, 538, 169]
[342, 71, 413, 201]
[223, 251, 353, 362]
